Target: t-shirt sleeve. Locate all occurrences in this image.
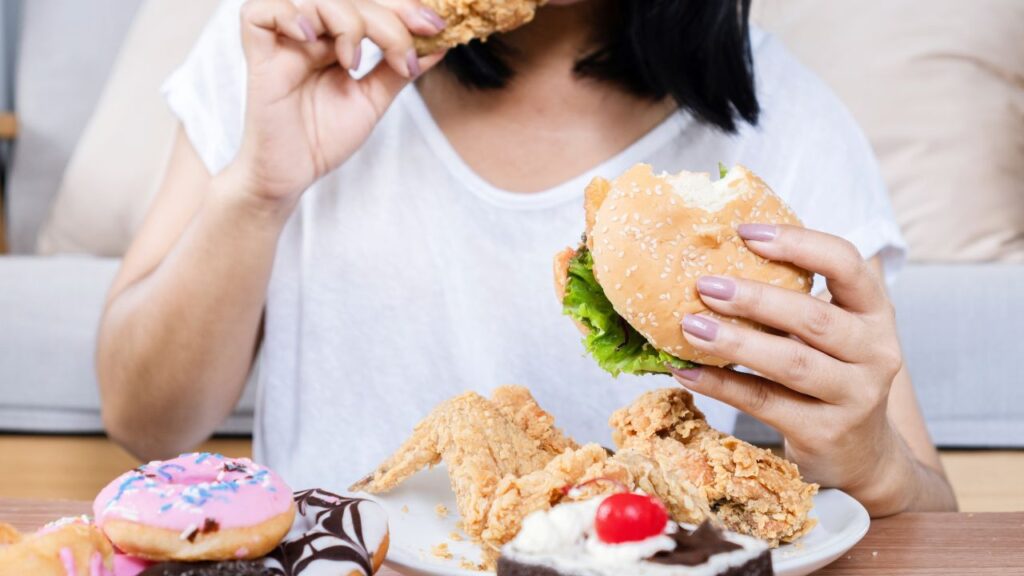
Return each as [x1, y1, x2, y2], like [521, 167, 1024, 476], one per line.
[738, 31, 907, 291]
[161, 0, 248, 176]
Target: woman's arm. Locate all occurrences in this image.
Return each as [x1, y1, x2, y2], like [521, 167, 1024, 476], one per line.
[670, 225, 957, 515]
[97, 0, 445, 460]
[97, 133, 288, 459]
[799, 259, 955, 513]
[879, 329, 958, 512]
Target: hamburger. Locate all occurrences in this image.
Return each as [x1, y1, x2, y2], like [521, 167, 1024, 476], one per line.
[554, 163, 812, 375]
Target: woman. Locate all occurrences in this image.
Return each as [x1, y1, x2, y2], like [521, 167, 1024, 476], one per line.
[97, 0, 956, 516]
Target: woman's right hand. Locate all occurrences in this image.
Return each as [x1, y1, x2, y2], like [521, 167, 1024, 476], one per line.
[232, 0, 446, 208]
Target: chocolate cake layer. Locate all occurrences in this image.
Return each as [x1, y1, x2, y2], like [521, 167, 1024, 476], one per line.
[497, 550, 773, 576]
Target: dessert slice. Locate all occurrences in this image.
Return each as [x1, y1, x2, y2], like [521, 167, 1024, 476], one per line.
[498, 493, 772, 576]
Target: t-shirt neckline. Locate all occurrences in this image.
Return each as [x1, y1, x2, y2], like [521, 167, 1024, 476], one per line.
[400, 86, 690, 211]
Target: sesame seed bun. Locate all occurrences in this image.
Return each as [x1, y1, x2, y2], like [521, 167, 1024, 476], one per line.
[568, 163, 812, 367]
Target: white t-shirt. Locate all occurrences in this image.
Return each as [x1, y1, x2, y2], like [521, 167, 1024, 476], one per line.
[163, 0, 905, 490]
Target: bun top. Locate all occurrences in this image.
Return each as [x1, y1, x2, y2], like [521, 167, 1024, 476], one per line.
[587, 164, 812, 367]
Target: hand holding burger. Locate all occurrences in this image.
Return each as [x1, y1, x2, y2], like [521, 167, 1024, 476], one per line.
[556, 163, 943, 516]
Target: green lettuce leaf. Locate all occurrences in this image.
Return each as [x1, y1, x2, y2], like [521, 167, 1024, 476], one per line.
[718, 162, 729, 179]
[562, 247, 695, 376]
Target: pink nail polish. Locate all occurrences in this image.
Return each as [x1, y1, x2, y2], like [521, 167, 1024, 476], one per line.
[737, 223, 778, 242]
[297, 15, 317, 43]
[669, 367, 703, 382]
[418, 7, 447, 31]
[697, 276, 736, 301]
[682, 315, 719, 342]
[351, 43, 362, 70]
[406, 49, 422, 78]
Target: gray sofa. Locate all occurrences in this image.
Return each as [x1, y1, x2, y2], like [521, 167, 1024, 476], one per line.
[1, 0, 1021, 446]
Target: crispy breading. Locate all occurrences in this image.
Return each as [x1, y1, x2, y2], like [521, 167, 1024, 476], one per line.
[415, 0, 546, 55]
[490, 385, 579, 455]
[349, 387, 556, 537]
[480, 443, 614, 564]
[610, 388, 818, 545]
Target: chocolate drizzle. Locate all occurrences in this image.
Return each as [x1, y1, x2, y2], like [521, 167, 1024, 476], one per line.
[650, 521, 742, 566]
[264, 488, 380, 576]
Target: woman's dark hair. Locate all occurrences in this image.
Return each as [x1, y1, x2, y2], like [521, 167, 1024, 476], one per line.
[441, 0, 759, 133]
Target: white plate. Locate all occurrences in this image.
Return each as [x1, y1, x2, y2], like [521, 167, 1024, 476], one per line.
[367, 465, 869, 576]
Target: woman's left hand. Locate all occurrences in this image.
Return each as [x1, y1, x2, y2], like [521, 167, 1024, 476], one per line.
[670, 223, 909, 513]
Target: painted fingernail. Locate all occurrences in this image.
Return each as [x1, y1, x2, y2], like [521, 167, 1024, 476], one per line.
[697, 276, 736, 301]
[351, 42, 362, 70]
[737, 223, 777, 242]
[297, 15, 317, 43]
[682, 314, 719, 342]
[669, 367, 703, 382]
[418, 7, 447, 31]
[406, 48, 422, 78]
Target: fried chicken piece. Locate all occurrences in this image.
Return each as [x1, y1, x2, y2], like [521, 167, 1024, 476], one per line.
[480, 445, 717, 567]
[608, 446, 713, 526]
[415, 0, 546, 55]
[350, 387, 556, 537]
[480, 444, 614, 565]
[491, 385, 579, 455]
[610, 388, 819, 545]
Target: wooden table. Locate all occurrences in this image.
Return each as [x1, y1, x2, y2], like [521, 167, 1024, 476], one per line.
[2, 499, 1022, 574]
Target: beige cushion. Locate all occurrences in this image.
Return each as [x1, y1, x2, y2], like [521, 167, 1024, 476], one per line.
[752, 0, 1024, 262]
[37, 0, 218, 256]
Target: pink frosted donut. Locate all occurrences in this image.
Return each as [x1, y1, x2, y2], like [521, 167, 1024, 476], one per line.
[93, 453, 295, 562]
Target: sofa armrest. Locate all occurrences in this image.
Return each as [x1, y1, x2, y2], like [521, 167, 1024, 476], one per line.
[0, 256, 255, 434]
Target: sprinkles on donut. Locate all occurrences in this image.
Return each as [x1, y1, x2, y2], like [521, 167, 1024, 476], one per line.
[93, 453, 296, 562]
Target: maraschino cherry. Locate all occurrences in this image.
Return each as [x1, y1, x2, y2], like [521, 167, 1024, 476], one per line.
[595, 492, 669, 544]
[560, 477, 669, 544]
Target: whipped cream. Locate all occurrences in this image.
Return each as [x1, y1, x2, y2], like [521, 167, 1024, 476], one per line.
[503, 495, 768, 576]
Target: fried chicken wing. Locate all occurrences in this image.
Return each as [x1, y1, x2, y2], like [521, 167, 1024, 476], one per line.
[610, 388, 818, 545]
[350, 387, 556, 537]
[490, 385, 579, 455]
[415, 0, 546, 55]
[480, 443, 614, 563]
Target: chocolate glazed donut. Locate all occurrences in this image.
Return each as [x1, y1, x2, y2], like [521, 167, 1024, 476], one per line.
[265, 489, 389, 575]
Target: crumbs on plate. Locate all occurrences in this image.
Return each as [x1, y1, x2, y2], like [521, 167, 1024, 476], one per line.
[401, 505, 410, 514]
[431, 542, 453, 560]
[435, 503, 449, 518]
[449, 530, 464, 541]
